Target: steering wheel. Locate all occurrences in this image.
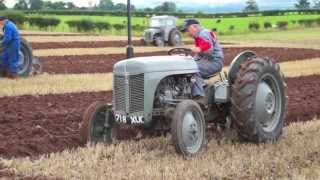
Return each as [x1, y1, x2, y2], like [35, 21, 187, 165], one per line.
[168, 48, 192, 56]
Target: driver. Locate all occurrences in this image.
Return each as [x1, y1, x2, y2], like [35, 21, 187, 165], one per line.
[0, 16, 20, 79]
[181, 19, 224, 100]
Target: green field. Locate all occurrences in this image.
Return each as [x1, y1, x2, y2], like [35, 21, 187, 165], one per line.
[25, 14, 320, 36]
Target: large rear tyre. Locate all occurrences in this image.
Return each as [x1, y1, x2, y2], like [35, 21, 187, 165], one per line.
[230, 57, 287, 143]
[171, 100, 206, 157]
[80, 101, 119, 145]
[18, 37, 33, 77]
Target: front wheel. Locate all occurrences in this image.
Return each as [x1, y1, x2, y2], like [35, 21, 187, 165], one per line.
[80, 101, 119, 145]
[169, 30, 182, 46]
[154, 36, 165, 47]
[171, 100, 206, 157]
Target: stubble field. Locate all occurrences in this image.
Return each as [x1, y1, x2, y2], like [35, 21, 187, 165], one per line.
[1, 29, 320, 179]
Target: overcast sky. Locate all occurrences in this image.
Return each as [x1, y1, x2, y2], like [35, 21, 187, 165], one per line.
[4, 0, 261, 8]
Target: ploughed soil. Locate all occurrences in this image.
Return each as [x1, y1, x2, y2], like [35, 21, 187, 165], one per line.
[22, 33, 97, 37]
[39, 47, 320, 74]
[31, 40, 144, 49]
[0, 75, 319, 159]
[30, 41, 232, 49]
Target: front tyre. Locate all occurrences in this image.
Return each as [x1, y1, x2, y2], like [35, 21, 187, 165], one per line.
[169, 30, 182, 46]
[80, 101, 119, 145]
[230, 57, 287, 143]
[171, 100, 206, 157]
[154, 36, 165, 47]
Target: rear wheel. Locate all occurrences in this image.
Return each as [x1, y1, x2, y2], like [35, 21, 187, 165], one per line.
[18, 38, 33, 77]
[230, 57, 287, 143]
[80, 101, 119, 145]
[171, 100, 206, 157]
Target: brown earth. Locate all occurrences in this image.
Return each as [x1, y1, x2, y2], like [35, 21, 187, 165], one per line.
[0, 75, 319, 159]
[39, 47, 320, 74]
[22, 33, 97, 37]
[30, 41, 232, 49]
[31, 40, 144, 49]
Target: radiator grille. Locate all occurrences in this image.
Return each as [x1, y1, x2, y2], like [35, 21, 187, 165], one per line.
[113, 74, 144, 113]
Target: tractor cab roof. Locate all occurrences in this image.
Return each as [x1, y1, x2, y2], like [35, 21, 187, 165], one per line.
[151, 15, 177, 20]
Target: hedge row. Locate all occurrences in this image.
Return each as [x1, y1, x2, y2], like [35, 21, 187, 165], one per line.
[248, 18, 320, 31]
[28, 17, 60, 29]
[66, 19, 147, 32]
[23, 9, 320, 19]
[0, 11, 61, 29]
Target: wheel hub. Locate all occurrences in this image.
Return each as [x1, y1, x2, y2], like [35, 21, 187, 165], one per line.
[255, 82, 276, 125]
[174, 34, 180, 45]
[18, 50, 28, 74]
[255, 75, 281, 132]
[182, 112, 199, 149]
[265, 92, 275, 114]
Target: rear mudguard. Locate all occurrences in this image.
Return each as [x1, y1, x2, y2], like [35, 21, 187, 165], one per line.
[228, 51, 257, 84]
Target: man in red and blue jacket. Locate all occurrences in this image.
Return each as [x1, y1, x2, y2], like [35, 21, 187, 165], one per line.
[181, 19, 224, 98]
[0, 16, 20, 79]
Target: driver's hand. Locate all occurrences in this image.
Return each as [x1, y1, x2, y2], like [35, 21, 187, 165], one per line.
[191, 47, 201, 53]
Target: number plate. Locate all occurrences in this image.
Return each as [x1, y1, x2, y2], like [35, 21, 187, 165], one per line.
[114, 112, 144, 125]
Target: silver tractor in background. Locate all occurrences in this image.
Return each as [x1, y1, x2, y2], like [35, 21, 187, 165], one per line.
[142, 16, 182, 47]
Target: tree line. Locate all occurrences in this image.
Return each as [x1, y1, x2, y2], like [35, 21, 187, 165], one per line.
[0, 0, 178, 12]
[243, 0, 320, 12]
[0, 0, 319, 13]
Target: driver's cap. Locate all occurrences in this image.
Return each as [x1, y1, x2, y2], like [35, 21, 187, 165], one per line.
[181, 19, 199, 32]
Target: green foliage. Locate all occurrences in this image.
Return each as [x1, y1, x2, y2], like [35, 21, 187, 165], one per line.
[22, 9, 320, 19]
[277, 21, 289, 29]
[13, 0, 28, 10]
[243, 0, 259, 12]
[248, 22, 260, 31]
[112, 23, 125, 31]
[295, 0, 311, 9]
[298, 19, 317, 27]
[132, 24, 146, 31]
[94, 22, 111, 32]
[0, 11, 26, 28]
[154, 2, 177, 12]
[229, 25, 235, 32]
[264, 22, 272, 29]
[43, 1, 67, 10]
[28, 17, 60, 30]
[66, 19, 95, 32]
[29, 0, 44, 10]
[98, 0, 114, 10]
[0, 0, 6, 10]
[66, 19, 114, 32]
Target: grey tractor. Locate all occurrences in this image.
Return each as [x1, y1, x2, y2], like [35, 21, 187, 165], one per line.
[143, 16, 182, 47]
[0, 35, 42, 77]
[80, 48, 288, 157]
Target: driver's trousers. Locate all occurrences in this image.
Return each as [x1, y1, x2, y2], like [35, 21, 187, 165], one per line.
[0, 40, 20, 74]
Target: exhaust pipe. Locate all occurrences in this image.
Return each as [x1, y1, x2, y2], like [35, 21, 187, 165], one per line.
[126, 0, 134, 58]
